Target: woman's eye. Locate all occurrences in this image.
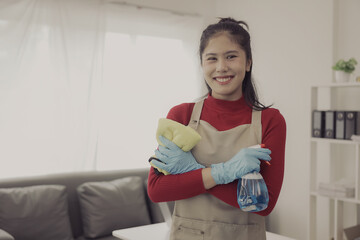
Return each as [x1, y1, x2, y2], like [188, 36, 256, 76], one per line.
[207, 57, 217, 61]
[227, 55, 237, 59]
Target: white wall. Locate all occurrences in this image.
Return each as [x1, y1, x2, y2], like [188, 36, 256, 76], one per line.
[334, 0, 360, 79]
[213, 0, 359, 239]
[214, 1, 333, 239]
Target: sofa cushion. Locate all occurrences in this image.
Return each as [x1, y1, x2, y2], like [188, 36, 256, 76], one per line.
[77, 176, 151, 238]
[0, 185, 73, 240]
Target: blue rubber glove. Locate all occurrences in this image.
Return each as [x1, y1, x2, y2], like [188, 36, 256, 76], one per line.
[211, 147, 271, 185]
[151, 136, 205, 174]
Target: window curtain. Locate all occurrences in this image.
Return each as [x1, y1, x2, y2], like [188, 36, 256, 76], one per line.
[0, 0, 203, 178]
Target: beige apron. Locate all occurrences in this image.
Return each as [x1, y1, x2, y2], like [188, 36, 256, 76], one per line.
[170, 98, 266, 240]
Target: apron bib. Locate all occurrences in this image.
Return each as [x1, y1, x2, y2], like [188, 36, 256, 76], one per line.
[170, 98, 266, 240]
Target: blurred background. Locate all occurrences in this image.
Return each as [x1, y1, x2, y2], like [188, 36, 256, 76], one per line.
[0, 0, 359, 239]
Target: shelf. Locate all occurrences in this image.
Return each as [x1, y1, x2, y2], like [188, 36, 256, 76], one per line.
[309, 82, 360, 240]
[311, 82, 360, 88]
[310, 138, 360, 145]
[310, 192, 360, 204]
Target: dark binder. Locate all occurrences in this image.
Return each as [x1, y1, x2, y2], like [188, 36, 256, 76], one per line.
[345, 111, 358, 139]
[325, 111, 336, 139]
[335, 111, 346, 139]
[312, 110, 325, 138]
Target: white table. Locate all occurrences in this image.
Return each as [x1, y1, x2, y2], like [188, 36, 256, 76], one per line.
[112, 222, 296, 240]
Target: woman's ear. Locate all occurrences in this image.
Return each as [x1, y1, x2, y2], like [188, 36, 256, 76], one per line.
[246, 59, 252, 72]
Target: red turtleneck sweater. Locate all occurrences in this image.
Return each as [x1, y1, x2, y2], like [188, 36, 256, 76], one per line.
[147, 95, 286, 216]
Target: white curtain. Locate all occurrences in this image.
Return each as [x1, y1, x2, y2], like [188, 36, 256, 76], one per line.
[0, 0, 203, 178]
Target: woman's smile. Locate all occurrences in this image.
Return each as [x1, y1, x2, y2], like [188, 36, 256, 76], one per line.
[214, 76, 234, 84]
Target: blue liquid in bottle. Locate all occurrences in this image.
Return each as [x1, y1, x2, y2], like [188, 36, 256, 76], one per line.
[237, 172, 269, 212]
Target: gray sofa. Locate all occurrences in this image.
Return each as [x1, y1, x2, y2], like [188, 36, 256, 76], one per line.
[0, 168, 173, 240]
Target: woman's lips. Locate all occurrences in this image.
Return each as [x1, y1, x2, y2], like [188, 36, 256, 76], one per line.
[214, 76, 233, 85]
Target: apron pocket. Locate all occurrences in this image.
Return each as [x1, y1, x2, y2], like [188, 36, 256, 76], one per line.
[171, 216, 204, 240]
[175, 225, 204, 240]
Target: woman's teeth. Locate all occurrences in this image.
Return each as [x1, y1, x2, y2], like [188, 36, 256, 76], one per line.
[216, 77, 232, 82]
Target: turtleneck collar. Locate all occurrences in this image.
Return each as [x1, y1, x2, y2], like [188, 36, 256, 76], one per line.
[204, 93, 250, 112]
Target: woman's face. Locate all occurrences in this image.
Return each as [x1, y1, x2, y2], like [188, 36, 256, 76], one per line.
[201, 33, 251, 101]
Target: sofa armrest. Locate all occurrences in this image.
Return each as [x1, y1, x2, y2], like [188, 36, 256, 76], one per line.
[0, 229, 14, 240]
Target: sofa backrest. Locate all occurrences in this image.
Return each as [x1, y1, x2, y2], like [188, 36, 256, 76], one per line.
[0, 168, 170, 238]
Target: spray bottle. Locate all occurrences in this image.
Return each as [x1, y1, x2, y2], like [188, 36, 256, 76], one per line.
[237, 144, 270, 212]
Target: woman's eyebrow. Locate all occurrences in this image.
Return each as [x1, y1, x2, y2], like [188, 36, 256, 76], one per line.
[224, 50, 239, 54]
[205, 50, 239, 56]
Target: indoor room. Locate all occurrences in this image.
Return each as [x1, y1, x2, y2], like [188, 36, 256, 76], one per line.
[0, 0, 360, 240]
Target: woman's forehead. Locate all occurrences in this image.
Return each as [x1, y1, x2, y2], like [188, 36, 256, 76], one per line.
[203, 33, 244, 54]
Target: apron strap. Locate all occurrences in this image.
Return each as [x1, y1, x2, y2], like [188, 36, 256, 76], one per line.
[188, 98, 205, 130]
[251, 110, 262, 144]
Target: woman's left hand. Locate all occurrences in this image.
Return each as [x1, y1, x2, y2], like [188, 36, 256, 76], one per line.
[151, 136, 205, 174]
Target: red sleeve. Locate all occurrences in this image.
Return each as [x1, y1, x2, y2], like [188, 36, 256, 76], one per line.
[147, 168, 206, 202]
[259, 109, 286, 215]
[206, 108, 286, 216]
[147, 102, 207, 202]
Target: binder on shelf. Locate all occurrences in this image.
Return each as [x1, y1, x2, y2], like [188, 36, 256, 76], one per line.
[325, 111, 336, 139]
[312, 110, 325, 138]
[345, 111, 358, 139]
[335, 111, 346, 139]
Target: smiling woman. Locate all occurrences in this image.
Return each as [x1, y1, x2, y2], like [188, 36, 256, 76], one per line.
[147, 17, 286, 240]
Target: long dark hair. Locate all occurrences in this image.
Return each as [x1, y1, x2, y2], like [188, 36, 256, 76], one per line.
[199, 17, 271, 111]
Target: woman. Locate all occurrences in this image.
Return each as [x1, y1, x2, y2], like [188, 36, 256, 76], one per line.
[148, 17, 286, 240]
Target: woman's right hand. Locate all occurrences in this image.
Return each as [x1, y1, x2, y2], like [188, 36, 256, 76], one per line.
[210, 147, 271, 185]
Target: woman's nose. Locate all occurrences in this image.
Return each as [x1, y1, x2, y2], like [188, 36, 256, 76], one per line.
[216, 59, 228, 72]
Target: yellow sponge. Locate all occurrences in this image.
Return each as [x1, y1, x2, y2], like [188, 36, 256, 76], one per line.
[151, 118, 201, 175]
[156, 118, 201, 151]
